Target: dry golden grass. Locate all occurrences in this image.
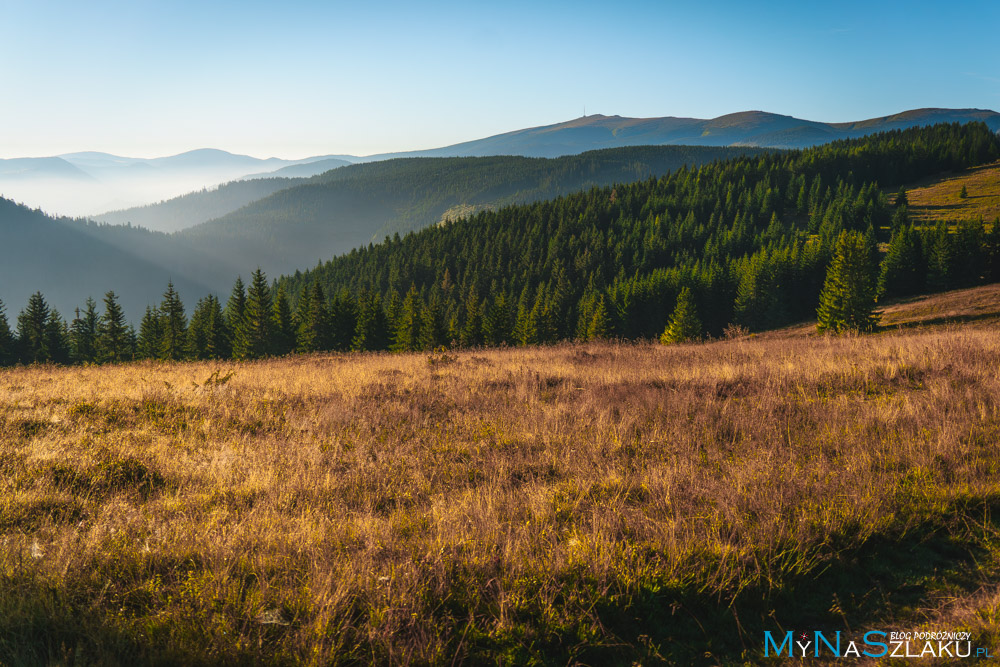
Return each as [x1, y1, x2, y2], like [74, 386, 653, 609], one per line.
[3, 295, 1000, 664]
[906, 161, 1000, 224]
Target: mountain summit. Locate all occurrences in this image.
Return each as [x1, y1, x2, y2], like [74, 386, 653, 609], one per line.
[371, 108, 1000, 159]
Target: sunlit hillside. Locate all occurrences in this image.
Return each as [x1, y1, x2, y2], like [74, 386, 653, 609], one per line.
[906, 161, 1000, 225]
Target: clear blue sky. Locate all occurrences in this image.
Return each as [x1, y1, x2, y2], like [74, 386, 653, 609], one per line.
[2, 0, 997, 159]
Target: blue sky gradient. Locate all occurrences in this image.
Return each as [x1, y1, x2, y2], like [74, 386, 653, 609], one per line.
[2, 0, 998, 158]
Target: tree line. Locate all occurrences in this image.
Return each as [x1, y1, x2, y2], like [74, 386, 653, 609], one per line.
[1, 122, 998, 366]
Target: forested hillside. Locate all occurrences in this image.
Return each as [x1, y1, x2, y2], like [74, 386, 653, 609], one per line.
[3, 124, 998, 367]
[277, 122, 1000, 348]
[1, 146, 755, 320]
[175, 145, 767, 277]
[0, 199, 213, 324]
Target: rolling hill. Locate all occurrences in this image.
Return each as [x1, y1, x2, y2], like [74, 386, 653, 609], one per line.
[91, 177, 310, 233]
[176, 145, 768, 278]
[0, 198, 215, 319]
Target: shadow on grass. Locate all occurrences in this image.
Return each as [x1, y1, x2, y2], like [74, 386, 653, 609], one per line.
[880, 311, 1000, 331]
[1, 497, 997, 666]
[471, 495, 1000, 666]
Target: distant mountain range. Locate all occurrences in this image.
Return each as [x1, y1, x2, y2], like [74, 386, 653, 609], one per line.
[351, 107, 1000, 159]
[2, 107, 995, 220]
[0, 150, 354, 217]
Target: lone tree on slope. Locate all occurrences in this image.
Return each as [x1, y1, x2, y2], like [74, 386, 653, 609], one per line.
[817, 230, 879, 334]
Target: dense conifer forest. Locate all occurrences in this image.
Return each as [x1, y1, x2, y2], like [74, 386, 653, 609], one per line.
[1, 122, 998, 366]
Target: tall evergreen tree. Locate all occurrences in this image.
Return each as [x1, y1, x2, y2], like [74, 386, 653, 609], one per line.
[353, 290, 389, 352]
[44, 310, 71, 364]
[878, 224, 923, 298]
[460, 287, 484, 347]
[817, 230, 879, 333]
[188, 295, 231, 360]
[660, 287, 702, 344]
[924, 224, 954, 292]
[482, 292, 509, 346]
[895, 187, 908, 208]
[70, 298, 100, 364]
[392, 286, 423, 352]
[98, 291, 131, 363]
[987, 218, 1000, 282]
[587, 296, 612, 341]
[418, 296, 445, 350]
[329, 288, 358, 351]
[295, 281, 330, 353]
[0, 299, 14, 366]
[271, 286, 296, 356]
[225, 276, 247, 350]
[17, 292, 51, 363]
[136, 306, 164, 360]
[159, 281, 188, 361]
[238, 268, 274, 359]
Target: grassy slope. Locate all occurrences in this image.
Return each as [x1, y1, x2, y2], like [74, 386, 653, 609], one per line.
[906, 160, 1000, 224]
[2, 288, 1000, 665]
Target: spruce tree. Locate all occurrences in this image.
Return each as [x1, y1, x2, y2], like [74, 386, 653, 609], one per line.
[895, 188, 908, 208]
[44, 310, 71, 364]
[238, 268, 274, 359]
[271, 286, 296, 356]
[159, 281, 187, 361]
[0, 299, 14, 366]
[188, 295, 231, 360]
[295, 281, 330, 353]
[329, 288, 358, 351]
[482, 292, 509, 346]
[392, 286, 423, 352]
[70, 298, 100, 364]
[225, 276, 247, 352]
[959, 184, 968, 199]
[587, 296, 611, 341]
[352, 290, 389, 352]
[816, 230, 879, 333]
[418, 297, 445, 350]
[660, 287, 702, 344]
[925, 224, 953, 292]
[98, 291, 131, 363]
[512, 300, 536, 346]
[878, 224, 923, 298]
[136, 306, 164, 360]
[17, 292, 51, 363]
[987, 219, 1000, 282]
[460, 288, 484, 347]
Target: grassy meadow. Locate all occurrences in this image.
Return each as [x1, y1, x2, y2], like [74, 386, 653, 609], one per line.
[906, 160, 1000, 224]
[3, 289, 1000, 664]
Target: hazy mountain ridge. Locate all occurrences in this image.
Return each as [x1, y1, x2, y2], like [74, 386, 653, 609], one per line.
[0, 149, 349, 218]
[0, 198, 215, 319]
[177, 145, 767, 279]
[91, 177, 310, 233]
[0, 145, 765, 318]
